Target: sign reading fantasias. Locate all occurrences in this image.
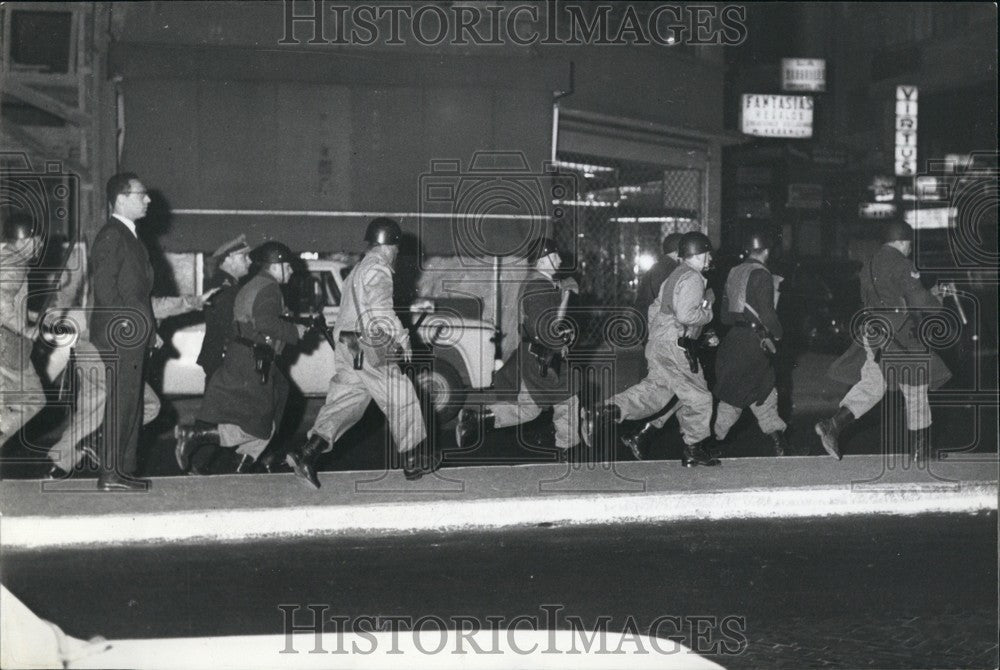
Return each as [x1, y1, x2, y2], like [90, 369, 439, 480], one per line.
[740, 94, 814, 138]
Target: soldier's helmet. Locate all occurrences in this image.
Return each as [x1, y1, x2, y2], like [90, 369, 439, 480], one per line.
[744, 231, 775, 254]
[250, 240, 294, 264]
[2, 212, 36, 242]
[364, 217, 402, 246]
[678, 231, 712, 258]
[661, 232, 683, 256]
[882, 220, 914, 243]
[527, 236, 560, 264]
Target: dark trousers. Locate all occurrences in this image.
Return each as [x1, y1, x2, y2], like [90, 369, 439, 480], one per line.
[100, 347, 147, 476]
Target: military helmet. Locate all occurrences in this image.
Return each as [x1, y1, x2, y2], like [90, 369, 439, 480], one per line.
[2, 212, 36, 243]
[250, 240, 294, 265]
[678, 231, 712, 258]
[364, 217, 402, 246]
[882, 220, 914, 243]
[744, 230, 774, 254]
[661, 232, 683, 256]
[527, 236, 560, 264]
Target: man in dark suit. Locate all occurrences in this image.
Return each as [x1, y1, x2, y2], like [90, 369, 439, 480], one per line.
[90, 173, 156, 491]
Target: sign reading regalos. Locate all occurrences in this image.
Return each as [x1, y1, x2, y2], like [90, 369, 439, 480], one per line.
[741, 94, 814, 138]
[895, 85, 918, 176]
[782, 59, 826, 92]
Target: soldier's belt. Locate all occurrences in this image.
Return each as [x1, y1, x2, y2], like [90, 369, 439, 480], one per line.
[233, 336, 275, 384]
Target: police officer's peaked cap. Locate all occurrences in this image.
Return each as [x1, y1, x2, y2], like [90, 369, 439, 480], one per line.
[2, 212, 36, 242]
[364, 217, 402, 246]
[882, 220, 914, 243]
[211, 233, 251, 259]
[678, 231, 712, 258]
[744, 231, 775, 253]
[661, 232, 683, 255]
[527, 236, 560, 264]
[250, 240, 294, 264]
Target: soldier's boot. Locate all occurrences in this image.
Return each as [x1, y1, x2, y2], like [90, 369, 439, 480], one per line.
[455, 408, 494, 448]
[174, 423, 219, 473]
[581, 403, 621, 448]
[621, 421, 656, 461]
[814, 407, 853, 460]
[768, 430, 790, 457]
[286, 434, 329, 490]
[911, 427, 931, 466]
[681, 439, 721, 467]
[403, 441, 442, 481]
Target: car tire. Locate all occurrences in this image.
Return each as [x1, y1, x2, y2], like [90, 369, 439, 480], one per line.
[413, 359, 466, 424]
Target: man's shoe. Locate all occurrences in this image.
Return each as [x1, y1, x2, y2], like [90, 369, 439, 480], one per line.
[286, 434, 329, 490]
[814, 407, 853, 460]
[259, 449, 291, 473]
[174, 424, 219, 472]
[581, 403, 621, 448]
[403, 443, 442, 481]
[97, 472, 149, 491]
[681, 441, 721, 467]
[768, 430, 789, 457]
[621, 421, 655, 461]
[455, 408, 494, 448]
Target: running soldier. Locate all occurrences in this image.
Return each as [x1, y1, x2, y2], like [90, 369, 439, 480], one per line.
[818, 221, 949, 461]
[0, 213, 44, 449]
[455, 237, 581, 460]
[588, 232, 719, 466]
[713, 231, 789, 455]
[286, 218, 434, 488]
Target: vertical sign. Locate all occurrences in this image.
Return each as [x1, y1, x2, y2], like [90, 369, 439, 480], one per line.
[895, 85, 918, 176]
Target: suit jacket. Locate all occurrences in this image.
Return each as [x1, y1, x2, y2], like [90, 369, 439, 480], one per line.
[89, 217, 156, 354]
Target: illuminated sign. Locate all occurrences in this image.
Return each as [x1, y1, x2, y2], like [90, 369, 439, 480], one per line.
[741, 94, 814, 138]
[905, 207, 955, 229]
[782, 59, 826, 92]
[859, 203, 897, 219]
[895, 85, 918, 176]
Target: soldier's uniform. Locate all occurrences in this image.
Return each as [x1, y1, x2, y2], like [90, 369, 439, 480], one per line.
[713, 251, 787, 453]
[0, 229, 43, 445]
[306, 249, 426, 455]
[819, 222, 948, 459]
[197, 269, 299, 462]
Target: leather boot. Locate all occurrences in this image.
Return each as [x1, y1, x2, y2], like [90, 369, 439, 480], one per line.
[911, 427, 931, 465]
[174, 423, 219, 473]
[455, 408, 494, 448]
[403, 441, 442, 481]
[286, 434, 329, 490]
[768, 430, 790, 457]
[581, 403, 621, 448]
[621, 421, 656, 461]
[682, 439, 721, 467]
[814, 407, 853, 460]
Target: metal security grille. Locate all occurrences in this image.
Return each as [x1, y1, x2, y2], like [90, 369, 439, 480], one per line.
[553, 151, 705, 347]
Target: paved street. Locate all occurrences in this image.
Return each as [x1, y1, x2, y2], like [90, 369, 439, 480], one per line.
[3, 513, 996, 669]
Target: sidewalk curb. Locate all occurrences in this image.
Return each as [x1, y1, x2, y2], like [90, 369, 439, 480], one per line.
[3, 471, 996, 551]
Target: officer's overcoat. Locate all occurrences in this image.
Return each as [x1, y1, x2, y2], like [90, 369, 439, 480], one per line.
[828, 244, 951, 390]
[198, 273, 299, 438]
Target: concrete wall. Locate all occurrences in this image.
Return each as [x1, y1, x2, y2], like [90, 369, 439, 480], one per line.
[108, 1, 728, 257]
